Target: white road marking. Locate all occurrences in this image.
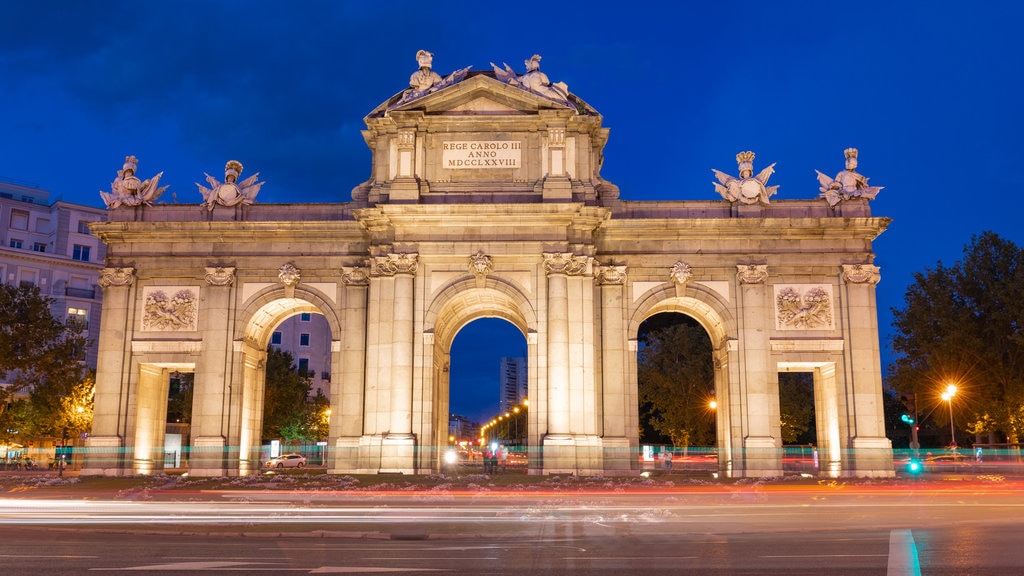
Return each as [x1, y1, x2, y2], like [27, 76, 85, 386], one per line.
[887, 529, 923, 576]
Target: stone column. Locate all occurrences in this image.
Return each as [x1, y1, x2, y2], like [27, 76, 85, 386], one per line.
[735, 264, 781, 476]
[543, 253, 572, 437]
[83, 267, 135, 476]
[840, 264, 894, 477]
[332, 265, 369, 473]
[390, 255, 417, 436]
[191, 266, 236, 476]
[596, 264, 630, 471]
[369, 252, 418, 473]
[542, 252, 590, 473]
[132, 364, 169, 475]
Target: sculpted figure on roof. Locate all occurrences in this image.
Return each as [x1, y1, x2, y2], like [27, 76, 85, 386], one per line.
[491, 54, 570, 106]
[713, 151, 778, 205]
[815, 148, 883, 208]
[197, 160, 263, 211]
[100, 155, 167, 209]
[393, 50, 471, 107]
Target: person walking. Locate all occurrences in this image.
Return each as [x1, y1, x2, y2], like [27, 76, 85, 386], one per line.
[498, 444, 508, 474]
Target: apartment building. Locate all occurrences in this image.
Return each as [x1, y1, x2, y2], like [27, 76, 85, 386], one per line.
[0, 179, 106, 368]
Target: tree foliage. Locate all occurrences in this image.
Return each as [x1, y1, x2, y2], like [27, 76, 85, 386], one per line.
[778, 372, 815, 444]
[0, 284, 89, 428]
[889, 232, 1024, 442]
[262, 346, 321, 443]
[637, 315, 716, 448]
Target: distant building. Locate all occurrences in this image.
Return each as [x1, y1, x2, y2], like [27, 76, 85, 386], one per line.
[0, 179, 106, 369]
[499, 357, 527, 413]
[269, 312, 332, 398]
[448, 413, 477, 444]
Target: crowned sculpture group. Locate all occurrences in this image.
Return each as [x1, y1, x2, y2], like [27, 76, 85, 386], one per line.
[100, 51, 883, 210]
[712, 148, 883, 207]
[100, 158, 262, 211]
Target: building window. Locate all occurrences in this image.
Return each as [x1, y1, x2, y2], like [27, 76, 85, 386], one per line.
[19, 270, 36, 287]
[271, 332, 282, 345]
[300, 312, 311, 322]
[32, 242, 46, 253]
[9, 238, 23, 249]
[35, 218, 50, 233]
[67, 307, 89, 331]
[298, 358, 310, 374]
[72, 244, 91, 261]
[78, 221, 92, 234]
[10, 209, 28, 230]
[300, 333, 310, 346]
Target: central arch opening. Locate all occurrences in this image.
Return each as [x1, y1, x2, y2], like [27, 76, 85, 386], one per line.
[637, 312, 717, 473]
[449, 317, 527, 472]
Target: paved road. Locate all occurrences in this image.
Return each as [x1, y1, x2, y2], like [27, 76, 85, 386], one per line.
[3, 481, 1023, 574]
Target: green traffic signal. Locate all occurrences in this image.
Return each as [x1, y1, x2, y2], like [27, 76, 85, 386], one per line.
[901, 414, 915, 425]
[906, 459, 922, 474]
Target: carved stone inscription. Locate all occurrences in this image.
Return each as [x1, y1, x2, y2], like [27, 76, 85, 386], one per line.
[443, 141, 522, 169]
[141, 286, 199, 331]
[774, 284, 834, 330]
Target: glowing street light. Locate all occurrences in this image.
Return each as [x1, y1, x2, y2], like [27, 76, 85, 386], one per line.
[708, 400, 717, 410]
[941, 384, 957, 448]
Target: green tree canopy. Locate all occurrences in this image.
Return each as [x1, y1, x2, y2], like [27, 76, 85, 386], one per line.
[262, 346, 317, 443]
[0, 284, 89, 424]
[889, 231, 1024, 443]
[637, 314, 716, 448]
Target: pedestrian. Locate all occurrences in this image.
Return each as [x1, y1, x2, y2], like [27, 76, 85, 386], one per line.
[498, 444, 508, 474]
[483, 445, 493, 473]
[488, 445, 499, 474]
[662, 449, 673, 473]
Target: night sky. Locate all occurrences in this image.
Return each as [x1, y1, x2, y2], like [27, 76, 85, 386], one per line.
[2, 2, 1022, 424]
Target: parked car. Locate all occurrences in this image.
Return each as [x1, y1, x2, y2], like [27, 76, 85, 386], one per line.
[922, 452, 971, 472]
[265, 453, 307, 468]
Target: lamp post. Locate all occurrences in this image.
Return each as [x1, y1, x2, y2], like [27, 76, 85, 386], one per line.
[941, 384, 957, 448]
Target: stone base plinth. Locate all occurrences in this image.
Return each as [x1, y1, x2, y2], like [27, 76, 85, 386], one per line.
[80, 435, 125, 476]
[188, 436, 228, 477]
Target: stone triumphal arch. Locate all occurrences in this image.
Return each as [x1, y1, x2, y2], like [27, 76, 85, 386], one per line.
[84, 52, 893, 478]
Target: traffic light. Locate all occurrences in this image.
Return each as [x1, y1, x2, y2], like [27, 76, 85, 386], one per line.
[901, 414, 916, 425]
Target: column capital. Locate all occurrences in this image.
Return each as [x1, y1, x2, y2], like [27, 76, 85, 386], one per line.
[99, 267, 135, 288]
[204, 266, 235, 287]
[841, 264, 881, 285]
[341, 265, 370, 286]
[595, 264, 627, 285]
[371, 253, 419, 277]
[543, 252, 589, 277]
[736, 264, 768, 284]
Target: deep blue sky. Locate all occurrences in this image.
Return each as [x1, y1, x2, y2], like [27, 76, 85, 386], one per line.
[3, 2, 1022, 424]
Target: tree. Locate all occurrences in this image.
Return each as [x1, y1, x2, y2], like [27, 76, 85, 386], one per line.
[26, 370, 95, 438]
[261, 346, 315, 443]
[637, 315, 716, 448]
[778, 372, 815, 444]
[167, 372, 193, 424]
[0, 284, 89, 422]
[889, 232, 1024, 443]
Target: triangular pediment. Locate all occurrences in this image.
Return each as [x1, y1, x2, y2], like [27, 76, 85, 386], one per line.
[369, 73, 576, 118]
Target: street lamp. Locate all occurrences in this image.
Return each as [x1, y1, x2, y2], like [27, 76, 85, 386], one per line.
[941, 384, 957, 448]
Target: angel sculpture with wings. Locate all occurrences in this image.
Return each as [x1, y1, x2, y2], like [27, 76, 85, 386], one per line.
[197, 160, 263, 211]
[815, 148, 883, 208]
[713, 151, 778, 205]
[99, 155, 167, 209]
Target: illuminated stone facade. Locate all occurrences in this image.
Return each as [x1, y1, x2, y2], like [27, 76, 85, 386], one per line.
[83, 56, 893, 478]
